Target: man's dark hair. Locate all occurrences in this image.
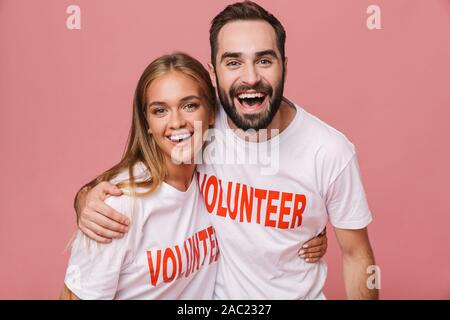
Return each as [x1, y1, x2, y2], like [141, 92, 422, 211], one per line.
[209, 1, 286, 67]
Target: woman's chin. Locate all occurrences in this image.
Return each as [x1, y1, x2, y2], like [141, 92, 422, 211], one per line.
[169, 148, 196, 165]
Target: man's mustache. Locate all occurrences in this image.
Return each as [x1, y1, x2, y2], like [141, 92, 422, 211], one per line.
[229, 82, 273, 97]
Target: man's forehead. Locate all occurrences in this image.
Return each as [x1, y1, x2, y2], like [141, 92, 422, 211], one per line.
[216, 20, 279, 57]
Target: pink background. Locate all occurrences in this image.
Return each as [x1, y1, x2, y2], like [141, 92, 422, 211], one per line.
[1, 0, 449, 299]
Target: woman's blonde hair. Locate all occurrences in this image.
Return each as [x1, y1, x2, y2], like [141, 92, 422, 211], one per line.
[79, 52, 217, 198]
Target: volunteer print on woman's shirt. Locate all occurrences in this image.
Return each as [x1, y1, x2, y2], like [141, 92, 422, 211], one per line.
[65, 163, 218, 299]
[197, 100, 372, 299]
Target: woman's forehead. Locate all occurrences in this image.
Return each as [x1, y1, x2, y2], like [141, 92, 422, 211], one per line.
[146, 72, 201, 103]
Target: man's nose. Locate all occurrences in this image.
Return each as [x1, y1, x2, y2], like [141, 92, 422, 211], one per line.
[241, 65, 261, 86]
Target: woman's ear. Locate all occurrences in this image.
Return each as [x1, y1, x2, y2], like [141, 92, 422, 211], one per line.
[147, 121, 152, 135]
[144, 106, 152, 134]
[209, 111, 215, 127]
[207, 62, 217, 89]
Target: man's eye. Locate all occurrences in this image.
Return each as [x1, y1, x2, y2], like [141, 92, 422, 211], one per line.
[226, 61, 240, 67]
[183, 103, 199, 111]
[258, 59, 272, 65]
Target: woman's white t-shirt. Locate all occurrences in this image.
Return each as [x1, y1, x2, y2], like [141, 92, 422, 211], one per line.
[65, 163, 219, 299]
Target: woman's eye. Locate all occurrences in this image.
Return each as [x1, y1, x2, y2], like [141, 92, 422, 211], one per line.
[152, 108, 167, 115]
[183, 103, 199, 111]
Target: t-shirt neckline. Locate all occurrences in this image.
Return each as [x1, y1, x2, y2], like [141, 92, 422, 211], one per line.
[160, 174, 197, 200]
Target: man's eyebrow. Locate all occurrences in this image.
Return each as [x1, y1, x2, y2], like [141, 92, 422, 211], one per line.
[220, 52, 242, 63]
[220, 50, 279, 63]
[255, 50, 279, 59]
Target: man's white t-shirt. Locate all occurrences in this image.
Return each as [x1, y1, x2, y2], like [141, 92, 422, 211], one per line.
[197, 101, 372, 299]
[65, 163, 219, 299]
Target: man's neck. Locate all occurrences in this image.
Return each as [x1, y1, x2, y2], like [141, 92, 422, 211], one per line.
[227, 98, 297, 142]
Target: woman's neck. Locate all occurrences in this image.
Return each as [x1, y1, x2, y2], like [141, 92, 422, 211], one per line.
[164, 156, 196, 192]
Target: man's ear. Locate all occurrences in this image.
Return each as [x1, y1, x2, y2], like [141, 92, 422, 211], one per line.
[207, 62, 217, 89]
[284, 56, 288, 83]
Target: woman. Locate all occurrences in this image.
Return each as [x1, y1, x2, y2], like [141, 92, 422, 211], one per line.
[61, 53, 218, 299]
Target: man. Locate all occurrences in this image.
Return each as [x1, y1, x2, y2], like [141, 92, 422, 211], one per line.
[74, 1, 377, 299]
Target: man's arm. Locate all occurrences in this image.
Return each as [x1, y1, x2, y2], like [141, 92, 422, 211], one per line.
[75, 182, 329, 261]
[74, 186, 89, 221]
[74, 181, 129, 243]
[59, 284, 80, 300]
[334, 227, 379, 299]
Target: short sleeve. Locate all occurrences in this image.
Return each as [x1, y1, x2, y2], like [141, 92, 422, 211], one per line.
[325, 154, 373, 229]
[64, 195, 137, 300]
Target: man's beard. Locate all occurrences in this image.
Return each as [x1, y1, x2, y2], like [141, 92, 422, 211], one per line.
[216, 71, 285, 131]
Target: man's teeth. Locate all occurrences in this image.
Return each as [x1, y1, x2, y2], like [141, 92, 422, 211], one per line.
[237, 92, 265, 99]
[169, 133, 192, 142]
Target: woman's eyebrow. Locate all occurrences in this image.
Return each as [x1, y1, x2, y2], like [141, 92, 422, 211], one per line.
[179, 95, 201, 103]
[147, 101, 167, 107]
[147, 96, 200, 108]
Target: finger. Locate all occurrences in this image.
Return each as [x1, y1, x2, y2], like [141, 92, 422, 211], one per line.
[79, 225, 112, 244]
[302, 251, 324, 259]
[105, 182, 123, 196]
[84, 208, 129, 234]
[84, 219, 125, 240]
[302, 236, 324, 249]
[300, 252, 324, 262]
[319, 227, 327, 236]
[99, 181, 123, 197]
[305, 257, 321, 263]
[92, 201, 130, 226]
[299, 245, 325, 255]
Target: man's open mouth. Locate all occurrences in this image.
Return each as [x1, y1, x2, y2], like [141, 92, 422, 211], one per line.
[235, 91, 268, 113]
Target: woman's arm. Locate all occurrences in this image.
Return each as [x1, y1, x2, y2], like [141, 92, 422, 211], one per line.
[59, 284, 81, 300]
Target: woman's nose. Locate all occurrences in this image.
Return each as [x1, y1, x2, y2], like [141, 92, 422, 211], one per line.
[169, 109, 187, 129]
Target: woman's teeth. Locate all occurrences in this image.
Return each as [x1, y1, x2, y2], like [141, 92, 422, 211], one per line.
[169, 133, 192, 142]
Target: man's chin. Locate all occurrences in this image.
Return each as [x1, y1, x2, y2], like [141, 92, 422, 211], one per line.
[220, 95, 280, 131]
[231, 114, 270, 131]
